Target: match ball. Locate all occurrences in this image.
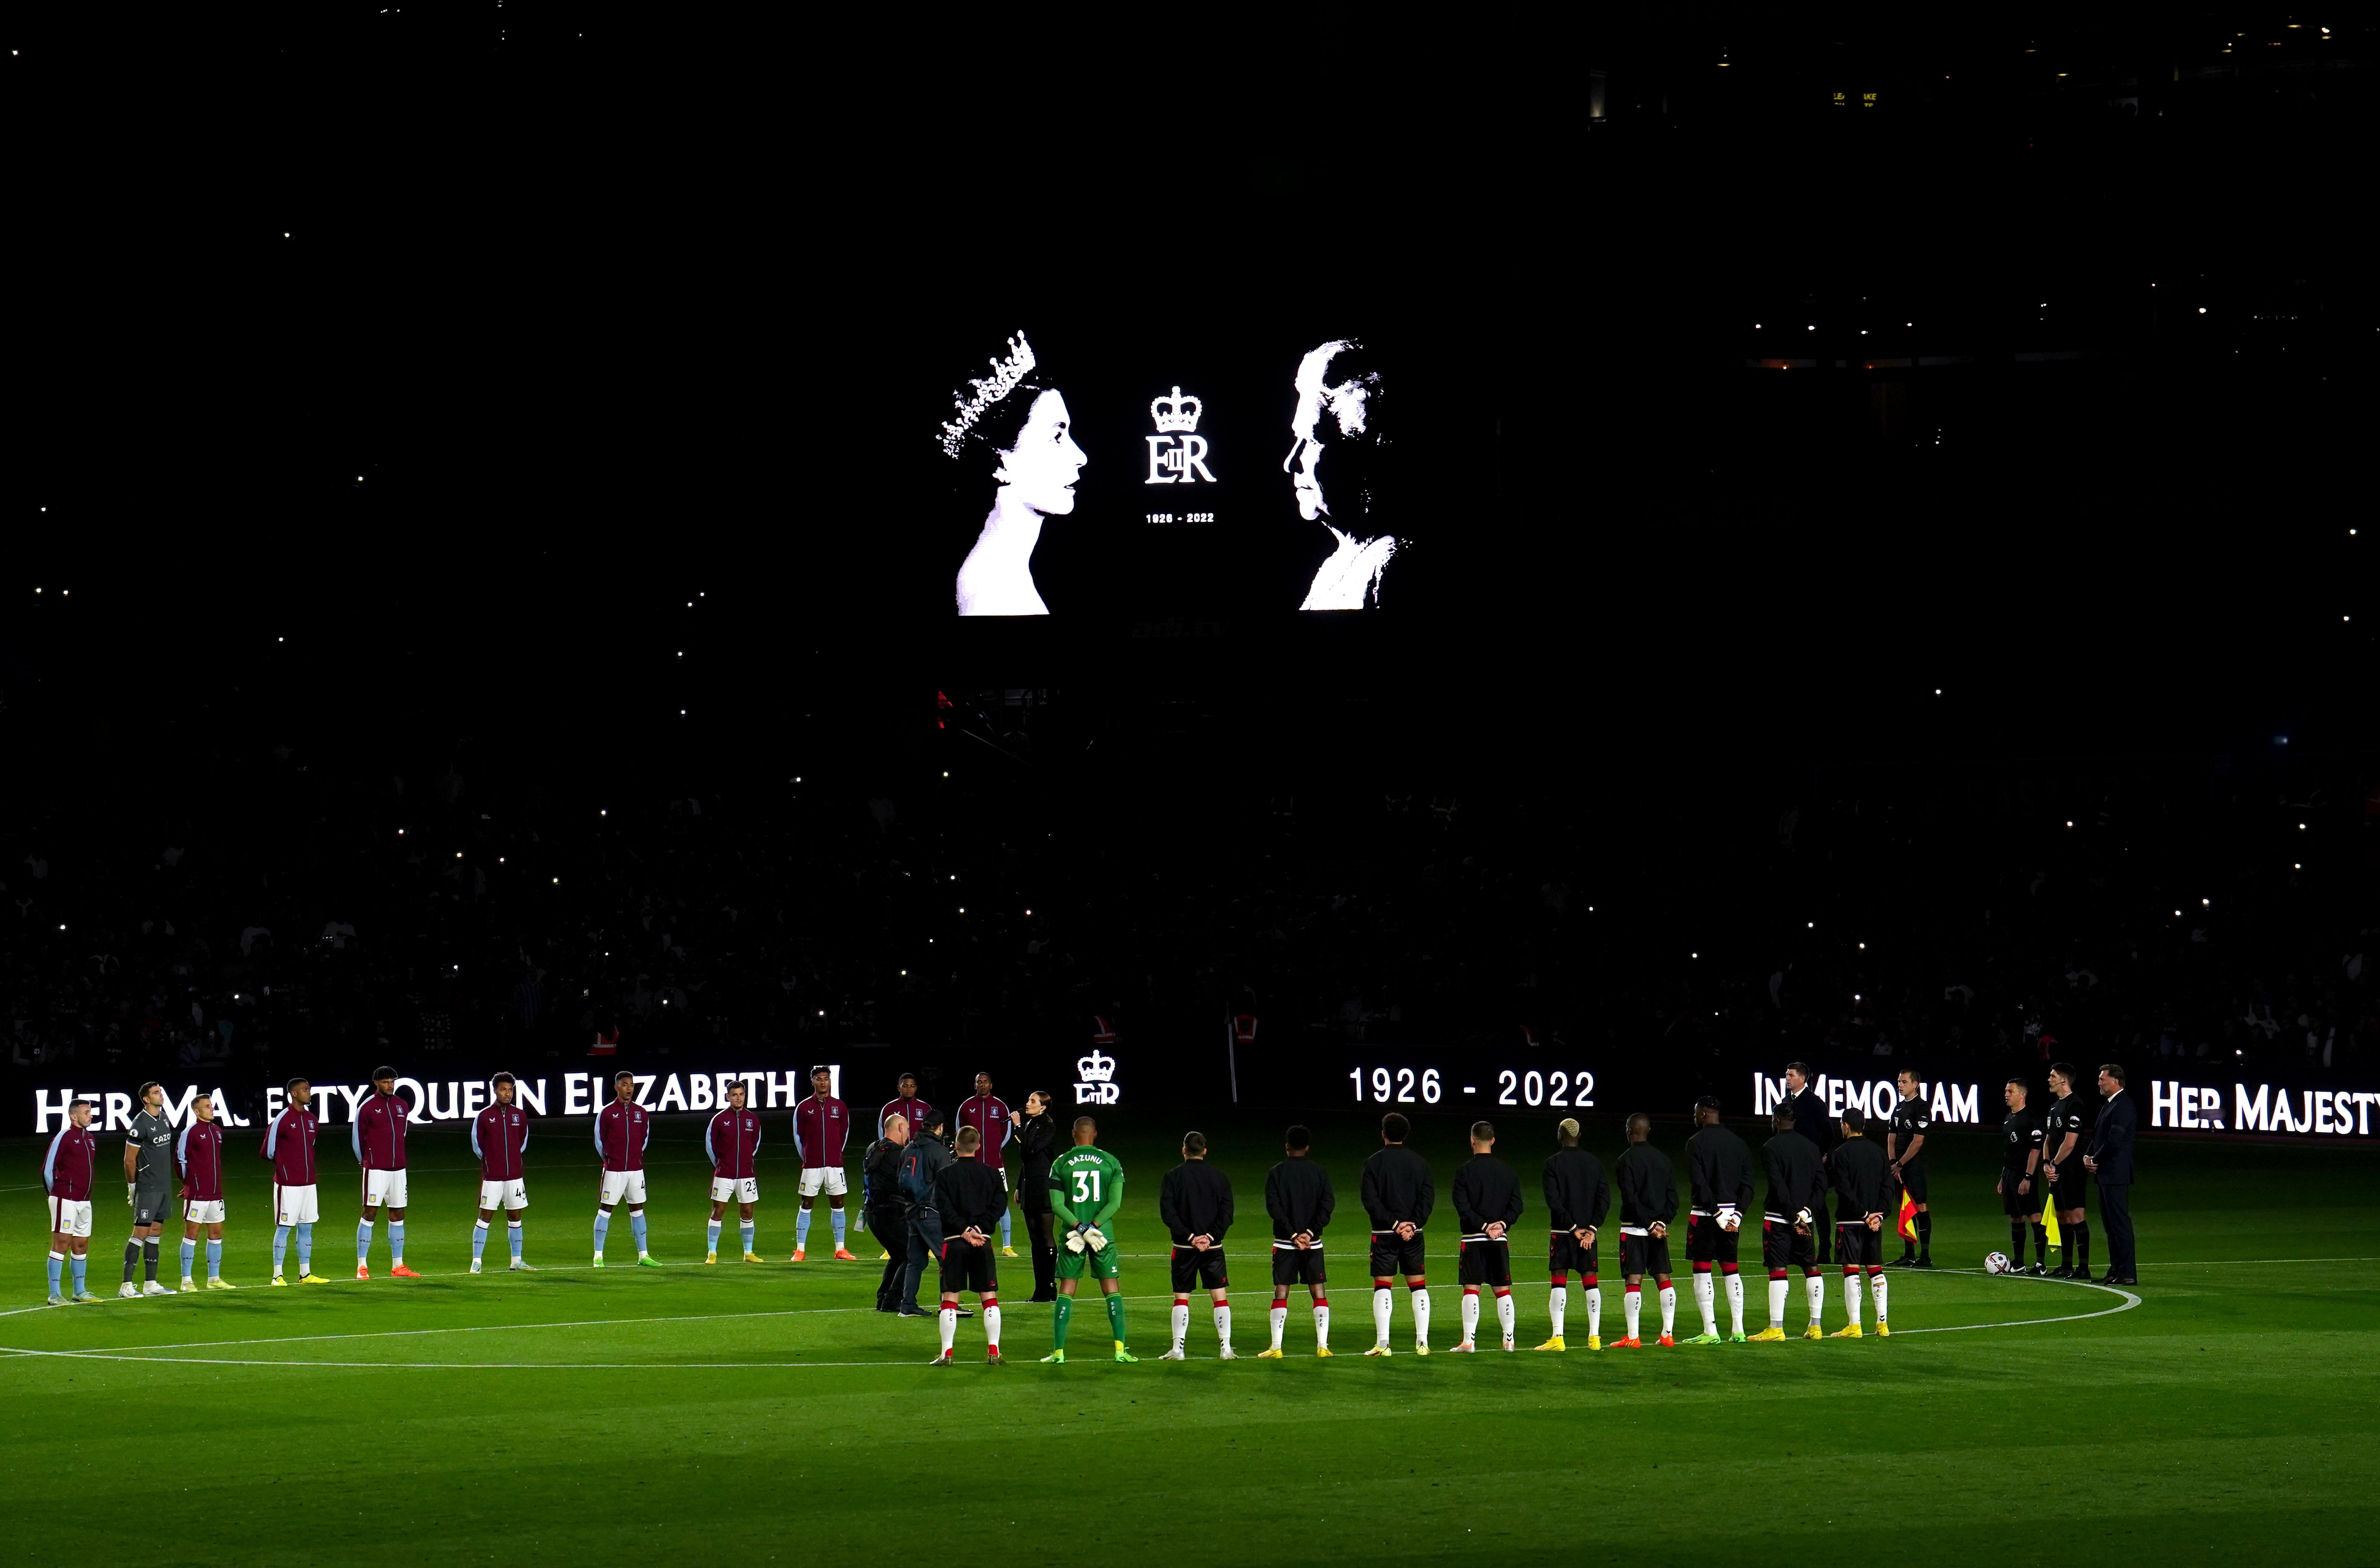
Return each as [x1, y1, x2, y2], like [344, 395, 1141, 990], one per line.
[1984, 1251, 2012, 1276]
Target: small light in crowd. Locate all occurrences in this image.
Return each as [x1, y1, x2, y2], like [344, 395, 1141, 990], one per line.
[2199, 307, 2206, 314]
[2295, 863, 2302, 870]
[551, 877, 559, 884]
[2300, 823, 2307, 830]
[1024, 908, 1032, 916]
[943, 771, 950, 778]
[1859, 942, 1866, 949]
[498, 857, 505, 863]
[2174, 909, 2181, 917]
[601, 810, 607, 816]
[1807, 922, 1814, 928]
[397, 829, 404, 836]
[1934, 688, 1941, 695]
[2066, 821, 2073, 828]
[958, 908, 965, 914]
[1691, 952, 1698, 959]
[455, 852, 463, 859]
[278, 637, 285, 643]
[2201, 898, 2210, 906]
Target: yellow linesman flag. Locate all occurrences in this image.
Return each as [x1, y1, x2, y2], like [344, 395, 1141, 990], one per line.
[2040, 1194, 2061, 1249]
[1897, 1191, 1918, 1243]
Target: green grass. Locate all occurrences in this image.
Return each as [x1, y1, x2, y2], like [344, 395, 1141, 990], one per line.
[6, 1108, 2378, 1565]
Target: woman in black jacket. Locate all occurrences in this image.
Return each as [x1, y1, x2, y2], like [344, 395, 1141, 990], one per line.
[1015, 1090, 1059, 1301]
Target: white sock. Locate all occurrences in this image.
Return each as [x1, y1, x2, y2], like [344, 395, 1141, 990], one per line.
[1768, 1276, 1790, 1327]
[1411, 1287, 1431, 1347]
[939, 1307, 957, 1354]
[1724, 1272, 1744, 1335]
[1213, 1303, 1231, 1351]
[1372, 1287, 1392, 1347]
[1495, 1290, 1514, 1344]
[1548, 1286, 1567, 1338]
[1171, 1301, 1190, 1353]
[1658, 1284, 1676, 1337]
[1806, 1273, 1826, 1328]
[1624, 1287, 1642, 1340]
[1870, 1271, 1889, 1322]
[1843, 1273, 1863, 1327]
[1586, 1286, 1601, 1340]
[1313, 1300, 1329, 1349]
[1269, 1304, 1287, 1350]
[1693, 1271, 1717, 1335]
[1460, 1289, 1480, 1343]
[984, 1303, 1000, 1351]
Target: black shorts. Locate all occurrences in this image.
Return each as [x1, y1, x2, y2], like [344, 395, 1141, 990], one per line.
[1894, 1163, 1929, 1204]
[134, 1189, 175, 1227]
[1760, 1215, 1814, 1272]
[938, 1237, 996, 1296]
[2000, 1173, 2039, 1219]
[2050, 1172, 2088, 1215]
[1458, 1237, 1512, 1288]
[1271, 1246, 1327, 1289]
[1548, 1231, 1599, 1278]
[1834, 1221, 1881, 1267]
[1685, 1212, 1742, 1265]
[1619, 1231, 1672, 1278]
[1368, 1232, 1427, 1279]
[1169, 1247, 1228, 1292]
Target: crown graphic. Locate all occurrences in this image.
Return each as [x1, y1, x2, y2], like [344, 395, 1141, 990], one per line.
[938, 331, 1038, 459]
[1150, 385, 1203, 434]
[1077, 1049, 1117, 1082]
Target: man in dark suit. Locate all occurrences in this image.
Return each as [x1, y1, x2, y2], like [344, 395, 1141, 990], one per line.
[2083, 1063, 2137, 1285]
[1783, 1062, 1835, 1264]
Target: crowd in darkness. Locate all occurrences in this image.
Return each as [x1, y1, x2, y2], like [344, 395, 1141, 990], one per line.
[3, 712, 2374, 1118]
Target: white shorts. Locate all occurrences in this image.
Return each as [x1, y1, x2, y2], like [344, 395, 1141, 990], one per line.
[711, 1176, 760, 1204]
[274, 1183, 320, 1225]
[478, 1179, 529, 1212]
[797, 1165, 847, 1198]
[50, 1196, 94, 1239]
[363, 1169, 410, 1209]
[183, 1199, 226, 1225]
[599, 1170, 649, 1207]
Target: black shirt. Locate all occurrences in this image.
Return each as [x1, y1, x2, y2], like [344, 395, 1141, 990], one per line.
[2001, 1105, 2045, 1171]
[1014, 1111, 1057, 1212]
[1541, 1147, 1610, 1233]
[1887, 1094, 1933, 1168]
[1451, 1154, 1524, 1237]
[1686, 1123, 1755, 1214]
[1158, 1159, 1236, 1245]
[932, 1156, 1008, 1238]
[1359, 1144, 1436, 1233]
[1762, 1130, 1820, 1220]
[2042, 1094, 2090, 1166]
[1786, 1085, 1836, 1154]
[1264, 1156, 1336, 1242]
[1829, 1136, 1890, 1220]
[862, 1136, 907, 1215]
[1613, 1143, 1677, 1229]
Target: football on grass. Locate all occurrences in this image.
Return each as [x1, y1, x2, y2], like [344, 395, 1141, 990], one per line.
[1984, 1251, 2013, 1275]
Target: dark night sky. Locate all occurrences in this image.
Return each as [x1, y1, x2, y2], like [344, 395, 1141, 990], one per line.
[6, 9, 2372, 789]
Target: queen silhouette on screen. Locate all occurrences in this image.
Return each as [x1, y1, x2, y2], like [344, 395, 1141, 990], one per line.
[1286, 339, 1395, 610]
[941, 331, 1086, 617]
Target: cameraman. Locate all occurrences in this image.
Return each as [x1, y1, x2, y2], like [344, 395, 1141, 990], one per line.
[896, 1111, 953, 1320]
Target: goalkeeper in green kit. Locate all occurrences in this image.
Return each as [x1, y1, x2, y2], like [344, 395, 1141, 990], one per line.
[1044, 1116, 1137, 1363]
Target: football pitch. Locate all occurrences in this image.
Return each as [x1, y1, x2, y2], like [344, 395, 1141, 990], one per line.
[6, 1108, 2377, 1565]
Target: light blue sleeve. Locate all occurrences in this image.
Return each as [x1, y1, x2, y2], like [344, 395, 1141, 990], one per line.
[264, 1115, 280, 1159]
[640, 1116, 651, 1154]
[176, 1124, 194, 1173]
[704, 1115, 718, 1166]
[593, 1111, 606, 1159]
[351, 1114, 364, 1164]
[43, 1130, 64, 1189]
[470, 1114, 485, 1159]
